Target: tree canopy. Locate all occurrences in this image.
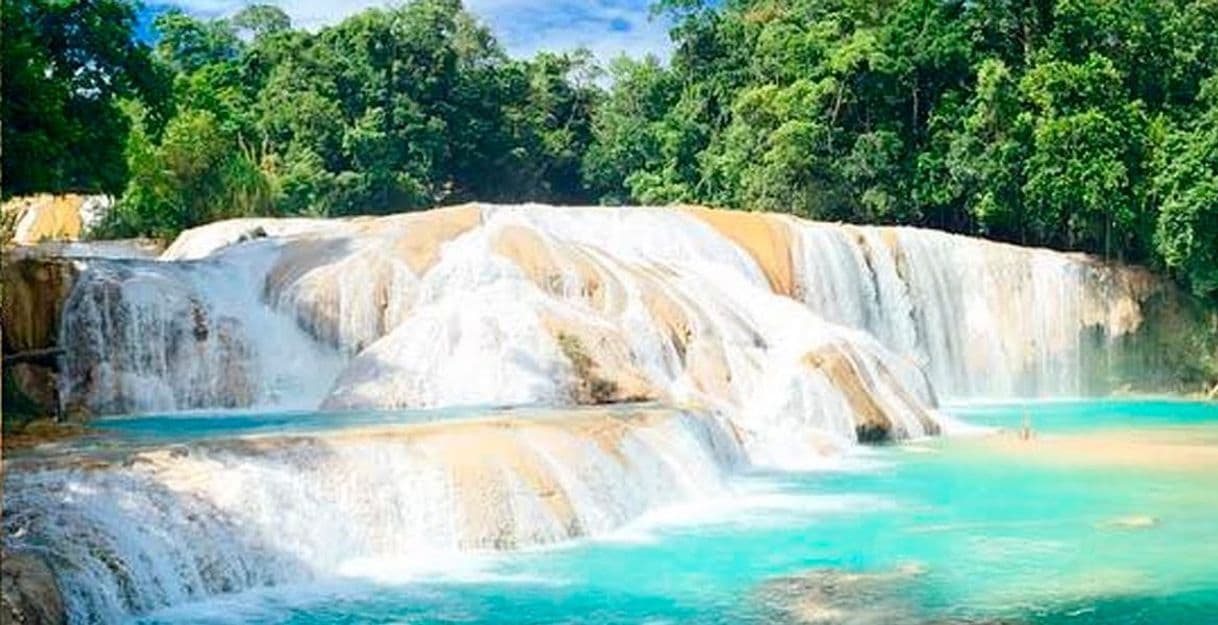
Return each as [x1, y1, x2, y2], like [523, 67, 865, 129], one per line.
[588, 0, 1218, 298]
[2, 0, 167, 196]
[3, 0, 1217, 299]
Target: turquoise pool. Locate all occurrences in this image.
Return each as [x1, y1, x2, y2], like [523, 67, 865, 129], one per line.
[109, 400, 1218, 624]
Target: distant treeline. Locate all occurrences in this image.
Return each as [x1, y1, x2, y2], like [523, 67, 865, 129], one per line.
[3, 0, 1217, 298]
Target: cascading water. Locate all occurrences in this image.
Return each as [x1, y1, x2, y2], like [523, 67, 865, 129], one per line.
[58, 204, 950, 453]
[59, 203, 1156, 421]
[5, 203, 1172, 624]
[58, 245, 344, 415]
[788, 222, 1153, 397]
[2, 408, 743, 623]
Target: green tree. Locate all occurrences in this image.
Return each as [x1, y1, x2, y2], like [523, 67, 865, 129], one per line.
[154, 9, 240, 74]
[104, 105, 273, 238]
[231, 4, 292, 39]
[1, 0, 166, 197]
[1154, 78, 1218, 299]
[1020, 55, 1150, 258]
[583, 56, 681, 204]
[7, 0, 1218, 291]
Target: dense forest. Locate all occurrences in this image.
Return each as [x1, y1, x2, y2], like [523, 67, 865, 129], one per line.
[3, 0, 1217, 299]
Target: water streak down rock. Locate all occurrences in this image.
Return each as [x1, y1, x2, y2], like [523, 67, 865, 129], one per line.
[55, 204, 1185, 457]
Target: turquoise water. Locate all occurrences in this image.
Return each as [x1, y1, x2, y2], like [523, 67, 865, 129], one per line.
[949, 397, 1218, 432]
[129, 400, 1218, 625]
[16, 403, 652, 456]
[90, 405, 520, 444]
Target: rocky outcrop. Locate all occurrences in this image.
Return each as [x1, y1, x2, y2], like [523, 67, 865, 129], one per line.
[262, 205, 482, 352]
[2, 251, 79, 419]
[801, 343, 939, 442]
[1, 550, 66, 625]
[1, 194, 110, 245]
[2, 255, 77, 354]
[680, 205, 798, 297]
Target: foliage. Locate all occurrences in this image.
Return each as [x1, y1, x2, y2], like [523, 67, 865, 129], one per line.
[86, 0, 603, 236]
[1, 216, 14, 249]
[1, 0, 168, 197]
[1153, 78, 1218, 298]
[593, 0, 1218, 298]
[3, 0, 1218, 303]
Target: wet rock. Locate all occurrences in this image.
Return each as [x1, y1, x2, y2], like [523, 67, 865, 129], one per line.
[0, 419, 88, 451]
[756, 566, 1020, 625]
[757, 566, 925, 625]
[235, 225, 268, 244]
[802, 343, 939, 443]
[1, 256, 77, 355]
[1, 550, 66, 625]
[2, 253, 78, 419]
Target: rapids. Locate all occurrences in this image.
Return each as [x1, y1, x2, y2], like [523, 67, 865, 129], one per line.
[2, 407, 743, 622]
[6, 401, 1218, 625]
[57, 204, 1162, 456]
[1, 204, 1198, 624]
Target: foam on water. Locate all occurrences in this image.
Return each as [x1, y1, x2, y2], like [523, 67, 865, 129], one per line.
[3, 408, 745, 623]
[603, 490, 898, 545]
[115, 401, 1218, 625]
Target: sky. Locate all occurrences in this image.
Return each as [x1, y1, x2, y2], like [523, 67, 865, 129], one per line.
[142, 0, 676, 62]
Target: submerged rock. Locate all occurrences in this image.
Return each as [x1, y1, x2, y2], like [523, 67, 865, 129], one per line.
[756, 566, 1020, 625]
[1096, 515, 1159, 530]
[757, 566, 927, 625]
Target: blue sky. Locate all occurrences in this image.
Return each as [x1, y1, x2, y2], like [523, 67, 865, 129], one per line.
[141, 0, 675, 62]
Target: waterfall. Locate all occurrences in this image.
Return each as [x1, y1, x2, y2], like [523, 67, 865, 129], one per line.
[51, 203, 1164, 449]
[58, 205, 947, 456]
[787, 223, 1154, 397]
[2, 409, 743, 623]
[789, 224, 1149, 397]
[9, 203, 1174, 624]
[58, 244, 344, 415]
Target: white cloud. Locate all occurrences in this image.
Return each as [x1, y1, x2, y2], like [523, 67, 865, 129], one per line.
[161, 0, 674, 62]
[468, 0, 673, 61]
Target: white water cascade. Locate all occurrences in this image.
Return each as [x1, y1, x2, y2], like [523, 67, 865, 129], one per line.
[57, 204, 979, 458]
[47, 202, 1168, 465]
[789, 222, 1154, 396]
[59, 245, 344, 416]
[3, 408, 743, 622]
[3, 204, 1170, 624]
